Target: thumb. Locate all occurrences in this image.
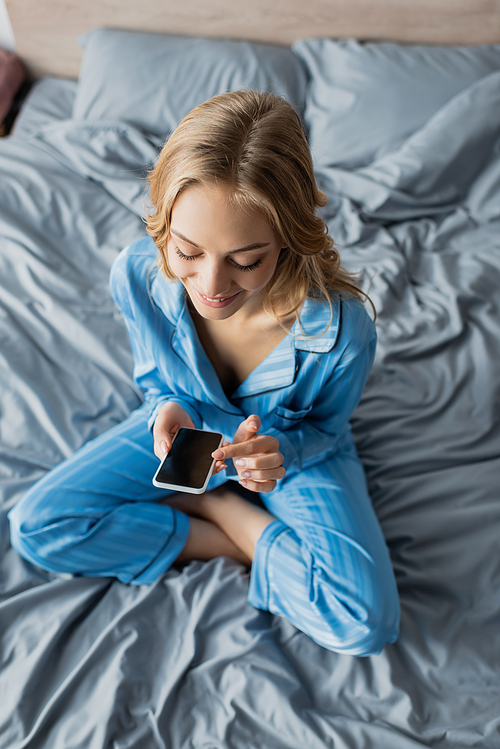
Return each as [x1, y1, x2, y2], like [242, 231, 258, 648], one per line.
[156, 424, 177, 457]
[154, 417, 181, 458]
[232, 414, 260, 445]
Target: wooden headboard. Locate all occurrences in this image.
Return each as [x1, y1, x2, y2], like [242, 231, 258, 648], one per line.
[6, 0, 500, 79]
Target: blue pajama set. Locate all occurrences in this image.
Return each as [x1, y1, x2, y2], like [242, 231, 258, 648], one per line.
[9, 236, 399, 655]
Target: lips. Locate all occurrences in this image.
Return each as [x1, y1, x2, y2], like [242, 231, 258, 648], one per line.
[191, 285, 242, 309]
[203, 294, 233, 303]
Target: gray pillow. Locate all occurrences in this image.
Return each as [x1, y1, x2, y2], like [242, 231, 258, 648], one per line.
[292, 38, 500, 169]
[13, 77, 77, 138]
[73, 28, 307, 140]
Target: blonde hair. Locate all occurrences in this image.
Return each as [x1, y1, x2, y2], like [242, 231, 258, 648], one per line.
[147, 89, 367, 327]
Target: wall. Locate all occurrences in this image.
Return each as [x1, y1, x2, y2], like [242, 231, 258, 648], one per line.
[5, 0, 500, 79]
[0, 0, 15, 51]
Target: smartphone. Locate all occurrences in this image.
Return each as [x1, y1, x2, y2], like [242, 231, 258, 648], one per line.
[152, 427, 224, 494]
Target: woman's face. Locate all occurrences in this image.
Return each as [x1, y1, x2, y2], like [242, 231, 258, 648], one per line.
[167, 182, 284, 321]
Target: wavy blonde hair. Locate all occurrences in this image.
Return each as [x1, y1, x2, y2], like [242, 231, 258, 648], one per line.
[147, 89, 366, 327]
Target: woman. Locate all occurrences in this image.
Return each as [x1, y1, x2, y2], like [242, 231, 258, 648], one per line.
[9, 90, 399, 655]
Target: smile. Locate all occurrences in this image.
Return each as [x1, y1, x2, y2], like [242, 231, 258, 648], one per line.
[204, 294, 232, 302]
[191, 286, 242, 308]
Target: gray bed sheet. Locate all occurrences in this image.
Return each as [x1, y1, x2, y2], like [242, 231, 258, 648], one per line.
[0, 73, 499, 748]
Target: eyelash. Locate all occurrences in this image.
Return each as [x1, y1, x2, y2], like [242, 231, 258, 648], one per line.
[175, 247, 263, 272]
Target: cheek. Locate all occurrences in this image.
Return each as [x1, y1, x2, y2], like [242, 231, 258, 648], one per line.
[235, 264, 270, 291]
[253, 255, 280, 288]
[250, 269, 273, 289]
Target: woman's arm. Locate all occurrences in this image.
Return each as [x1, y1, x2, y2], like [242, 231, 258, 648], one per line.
[109, 244, 203, 432]
[270, 340, 377, 474]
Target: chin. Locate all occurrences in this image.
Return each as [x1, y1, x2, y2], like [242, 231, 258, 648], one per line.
[192, 300, 242, 320]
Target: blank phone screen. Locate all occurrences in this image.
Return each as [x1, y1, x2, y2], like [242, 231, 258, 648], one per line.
[155, 428, 223, 490]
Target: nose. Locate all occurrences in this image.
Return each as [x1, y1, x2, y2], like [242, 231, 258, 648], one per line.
[198, 260, 232, 298]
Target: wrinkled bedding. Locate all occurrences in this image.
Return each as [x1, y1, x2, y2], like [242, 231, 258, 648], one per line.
[1, 64, 500, 749]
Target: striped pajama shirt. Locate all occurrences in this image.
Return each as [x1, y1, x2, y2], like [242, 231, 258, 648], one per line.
[9, 236, 400, 654]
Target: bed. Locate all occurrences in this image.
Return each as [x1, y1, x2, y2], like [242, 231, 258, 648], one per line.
[1, 15, 500, 749]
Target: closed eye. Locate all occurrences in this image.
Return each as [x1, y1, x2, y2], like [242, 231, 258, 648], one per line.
[231, 258, 263, 272]
[175, 247, 262, 272]
[175, 247, 198, 261]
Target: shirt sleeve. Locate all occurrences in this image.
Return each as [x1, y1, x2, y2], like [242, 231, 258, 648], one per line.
[267, 321, 377, 474]
[109, 248, 202, 431]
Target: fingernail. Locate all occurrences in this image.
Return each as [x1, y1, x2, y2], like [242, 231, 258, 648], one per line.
[239, 480, 247, 487]
[212, 450, 224, 459]
[235, 459, 246, 466]
[242, 471, 251, 478]
[248, 421, 258, 430]
[216, 464, 227, 473]
[161, 441, 168, 455]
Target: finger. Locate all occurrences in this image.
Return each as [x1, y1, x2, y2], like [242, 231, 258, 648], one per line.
[238, 477, 277, 494]
[233, 452, 284, 471]
[154, 438, 169, 460]
[237, 466, 286, 482]
[212, 460, 228, 476]
[213, 434, 278, 461]
[154, 406, 195, 440]
[232, 414, 260, 446]
[154, 425, 177, 450]
[154, 433, 174, 461]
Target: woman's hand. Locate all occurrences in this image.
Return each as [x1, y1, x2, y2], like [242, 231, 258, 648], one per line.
[153, 402, 195, 459]
[212, 414, 286, 493]
[152, 402, 227, 474]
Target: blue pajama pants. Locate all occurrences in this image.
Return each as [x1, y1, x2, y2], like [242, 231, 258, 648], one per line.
[9, 404, 399, 654]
